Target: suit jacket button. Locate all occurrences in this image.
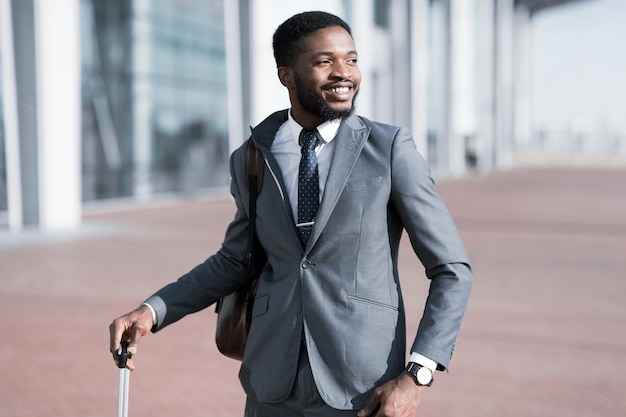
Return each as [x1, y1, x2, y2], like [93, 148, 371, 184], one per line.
[302, 259, 311, 269]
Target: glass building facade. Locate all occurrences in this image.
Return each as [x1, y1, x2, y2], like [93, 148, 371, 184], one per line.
[81, 0, 229, 201]
[0, 0, 594, 232]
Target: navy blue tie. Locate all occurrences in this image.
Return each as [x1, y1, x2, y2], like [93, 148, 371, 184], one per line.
[297, 130, 319, 247]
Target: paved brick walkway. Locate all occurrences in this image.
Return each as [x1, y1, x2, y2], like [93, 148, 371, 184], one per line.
[1, 167, 625, 417]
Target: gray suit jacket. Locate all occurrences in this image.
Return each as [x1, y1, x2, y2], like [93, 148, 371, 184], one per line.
[146, 110, 472, 410]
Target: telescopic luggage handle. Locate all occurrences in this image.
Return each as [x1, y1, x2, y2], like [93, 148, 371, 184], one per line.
[117, 341, 132, 417]
[117, 341, 131, 368]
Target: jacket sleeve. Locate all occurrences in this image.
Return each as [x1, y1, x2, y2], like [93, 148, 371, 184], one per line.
[389, 127, 473, 371]
[145, 143, 253, 332]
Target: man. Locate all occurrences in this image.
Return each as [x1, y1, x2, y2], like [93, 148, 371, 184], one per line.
[110, 11, 472, 417]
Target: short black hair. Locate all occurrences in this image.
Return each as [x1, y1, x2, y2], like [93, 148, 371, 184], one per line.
[272, 11, 352, 67]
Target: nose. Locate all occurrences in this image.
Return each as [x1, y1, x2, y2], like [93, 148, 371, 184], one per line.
[330, 60, 352, 80]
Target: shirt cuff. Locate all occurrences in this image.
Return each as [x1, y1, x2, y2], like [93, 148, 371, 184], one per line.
[409, 352, 438, 373]
[141, 302, 157, 328]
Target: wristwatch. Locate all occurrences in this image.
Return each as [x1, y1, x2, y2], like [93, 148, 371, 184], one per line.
[405, 362, 434, 386]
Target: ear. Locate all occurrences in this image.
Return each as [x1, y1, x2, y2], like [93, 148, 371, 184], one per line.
[278, 66, 294, 89]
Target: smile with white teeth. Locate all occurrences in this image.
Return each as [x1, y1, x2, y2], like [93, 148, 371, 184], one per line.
[328, 86, 349, 94]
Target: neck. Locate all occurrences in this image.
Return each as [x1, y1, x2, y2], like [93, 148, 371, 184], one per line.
[290, 108, 325, 131]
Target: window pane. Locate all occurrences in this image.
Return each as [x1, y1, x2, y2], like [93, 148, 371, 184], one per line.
[81, 0, 229, 201]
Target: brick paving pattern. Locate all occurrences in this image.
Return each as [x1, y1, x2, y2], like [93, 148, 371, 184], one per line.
[1, 167, 625, 417]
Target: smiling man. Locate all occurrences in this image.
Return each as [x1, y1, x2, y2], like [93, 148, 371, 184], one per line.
[109, 11, 472, 417]
[278, 23, 361, 126]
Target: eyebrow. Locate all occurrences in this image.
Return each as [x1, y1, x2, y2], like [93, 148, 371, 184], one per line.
[311, 50, 359, 59]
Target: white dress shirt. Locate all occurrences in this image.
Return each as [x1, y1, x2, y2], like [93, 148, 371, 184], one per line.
[271, 111, 340, 224]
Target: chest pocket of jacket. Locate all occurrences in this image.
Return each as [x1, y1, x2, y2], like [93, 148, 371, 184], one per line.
[343, 176, 383, 193]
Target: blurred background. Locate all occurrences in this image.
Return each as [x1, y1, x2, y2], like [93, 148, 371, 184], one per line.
[0, 1, 625, 417]
[1, 0, 625, 233]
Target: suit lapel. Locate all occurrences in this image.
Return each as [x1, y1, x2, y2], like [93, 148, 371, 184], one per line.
[251, 111, 370, 254]
[250, 110, 294, 221]
[307, 115, 370, 250]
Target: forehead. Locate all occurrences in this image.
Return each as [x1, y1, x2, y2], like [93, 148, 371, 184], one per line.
[299, 26, 357, 57]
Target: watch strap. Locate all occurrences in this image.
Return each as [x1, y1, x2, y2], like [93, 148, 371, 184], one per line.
[405, 362, 434, 386]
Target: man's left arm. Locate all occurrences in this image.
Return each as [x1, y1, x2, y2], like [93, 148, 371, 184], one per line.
[360, 127, 473, 416]
[390, 126, 472, 368]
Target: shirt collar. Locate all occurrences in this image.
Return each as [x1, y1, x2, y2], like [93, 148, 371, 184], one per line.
[287, 110, 341, 145]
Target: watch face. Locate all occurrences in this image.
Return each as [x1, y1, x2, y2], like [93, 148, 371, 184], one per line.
[416, 367, 432, 385]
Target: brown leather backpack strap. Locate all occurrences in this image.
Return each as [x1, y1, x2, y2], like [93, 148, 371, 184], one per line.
[245, 138, 264, 194]
[243, 137, 266, 287]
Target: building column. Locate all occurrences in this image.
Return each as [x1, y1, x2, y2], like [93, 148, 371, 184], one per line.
[10, 0, 39, 228]
[494, 0, 515, 168]
[131, 0, 153, 198]
[0, 0, 22, 231]
[224, 0, 245, 154]
[389, 0, 410, 128]
[429, 0, 451, 174]
[449, 0, 476, 175]
[34, 0, 82, 230]
[410, 0, 430, 157]
[514, 4, 532, 152]
[350, 0, 376, 120]
[7, 0, 81, 231]
[475, 0, 496, 170]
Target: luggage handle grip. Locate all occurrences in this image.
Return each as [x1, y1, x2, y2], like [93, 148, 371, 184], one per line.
[117, 341, 132, 369]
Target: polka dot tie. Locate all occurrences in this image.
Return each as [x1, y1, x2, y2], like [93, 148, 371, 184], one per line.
[297, 129, 319, 247]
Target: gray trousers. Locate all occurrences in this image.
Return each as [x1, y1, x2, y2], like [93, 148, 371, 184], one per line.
[244, 346, 359, 417]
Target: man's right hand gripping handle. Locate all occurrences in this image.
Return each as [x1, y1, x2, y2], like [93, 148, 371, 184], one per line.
[109, 304, 154, 371]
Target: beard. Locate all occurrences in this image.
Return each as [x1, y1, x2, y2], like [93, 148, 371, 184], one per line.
[294, 73, 358, 121]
